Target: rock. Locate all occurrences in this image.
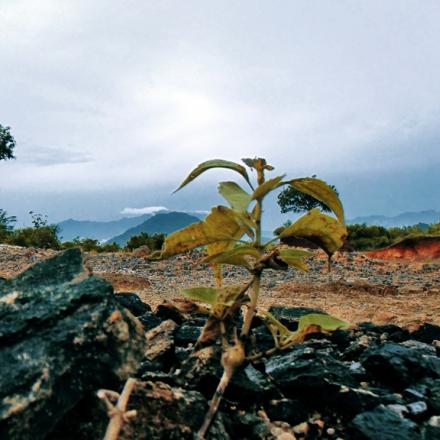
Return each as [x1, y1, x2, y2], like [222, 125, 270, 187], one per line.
[348, 405, 421, 440]
[423, 416, 440, 440]
[267, 306, 325, 331]
[265, 345, 358, 403]
[427, 379, 440, 413]
[223, 411, 271, 440]
[401, 339, 436, 356]
[0, 249, 145, 440]
[407, 401, 428, 420]
[175, 325, 203, 347]
[115, 292, 152, 316]
[361, 343, 440, 390]
[144, 319, 177, 371]
[118, 380, 229, 440]
[155, 300, 185, 325]
[229, 363, 282, 403]
[131, 245, 151, 257]
[265, 398, 310, 425]
[138, 311, 163, 331]
[412, 324, 440, 344]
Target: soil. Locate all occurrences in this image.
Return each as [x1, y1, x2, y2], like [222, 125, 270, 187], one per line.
[1, 244, 439, 330]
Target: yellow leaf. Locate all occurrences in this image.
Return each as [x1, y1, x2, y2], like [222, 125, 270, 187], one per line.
[218, 181, 252, 212]
[280, 208, 347, 256]
[201, 245, 261, 267]
[251, 175, 285, 200]
[289, 177, 345, 223]
[277, 256, 308, 271]
[278, 248, 314, 258]
[297, 313, 350, 332]
[174, 159, 252, 192]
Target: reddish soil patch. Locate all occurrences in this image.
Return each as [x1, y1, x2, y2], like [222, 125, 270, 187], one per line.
[95, 272, 151, 292]
[366, 236, 440, 260]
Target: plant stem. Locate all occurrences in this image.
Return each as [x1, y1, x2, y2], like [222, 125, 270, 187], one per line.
[240, 273, 261, 338]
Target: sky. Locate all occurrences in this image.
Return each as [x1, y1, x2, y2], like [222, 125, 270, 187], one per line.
[0, 0, 439, 229]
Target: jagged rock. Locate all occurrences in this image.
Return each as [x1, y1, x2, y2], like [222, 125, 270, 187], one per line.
[412, 324, 440, 344]
[144, 319, 177, 371]
[155, 300, 185, 324]
[138, 311, 162, 331]
[0, 248, 145, 440]
[265, 344, 358, 404]
[427, 379, 440, 413]
[115, 292, 152, 316]
[347, 405, 421, 440]
[118, 380, 229, 440]
[175, 324, 203, 347]
[361, 342, 440, 389]
[423, 416, 440, 440]
[264, 398, 310, 425]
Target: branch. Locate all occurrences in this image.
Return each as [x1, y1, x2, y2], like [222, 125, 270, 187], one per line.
[98, 378, 137, 440]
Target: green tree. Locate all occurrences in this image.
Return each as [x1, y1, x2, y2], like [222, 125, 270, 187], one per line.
[277, 174, 338, 214]
[0, 209, 16, 242]
[0, 124, 16, 161]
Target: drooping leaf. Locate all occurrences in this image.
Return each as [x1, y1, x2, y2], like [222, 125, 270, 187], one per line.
[218, 181, 252, 212]
[279, 208, 347, 256]
[201, 245, 261, 267]
[297, 313, 350, 333]
[181, 287, 219, 305]
[263, 311, 293, 340]
[251, 175, 285, 200]
[289, 178, 344, 223]
[278, 248, 314, 258]
[277, 256, 308, 271]
[174, 159, 252, 192]
[205, 206, 251, 257]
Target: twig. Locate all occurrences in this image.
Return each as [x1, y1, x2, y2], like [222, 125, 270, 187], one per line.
[97, 378, 137, 440]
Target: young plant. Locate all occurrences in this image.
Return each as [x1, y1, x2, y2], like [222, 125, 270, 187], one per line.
[151, 158, 348, 439]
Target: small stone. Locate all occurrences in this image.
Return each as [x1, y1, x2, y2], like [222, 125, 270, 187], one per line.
[407, 401, 428, 418]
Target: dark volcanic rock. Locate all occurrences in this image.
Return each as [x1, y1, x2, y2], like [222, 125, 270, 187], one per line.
[175, 324, 203, 347]
[138, 311, 162, 331]
[265, 344, 358, 403]
[412, 323, 440, 344]
[361, 342, 440, 389]
[144, 319, 177, 371]
[115, 292, 151, 316]
[347, 405, 421, 440]
[265, 398, 310, 425]
[0, 248, 145, 440]
[155, 300, 185, 324]
[118, 381, 214, 440]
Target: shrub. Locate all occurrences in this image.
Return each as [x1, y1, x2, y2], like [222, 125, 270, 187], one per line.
[125, 232, 165, 252]
[151, 157, 348, 438]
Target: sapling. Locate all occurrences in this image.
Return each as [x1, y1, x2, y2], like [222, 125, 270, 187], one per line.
[151, 157, 349, 439]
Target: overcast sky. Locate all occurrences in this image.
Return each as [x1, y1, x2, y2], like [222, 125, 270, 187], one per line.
[0, 1, 439, 228]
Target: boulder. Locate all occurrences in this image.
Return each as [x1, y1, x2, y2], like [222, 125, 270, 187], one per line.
[115, 292, 152, 316]
[0, 248, 146, 440]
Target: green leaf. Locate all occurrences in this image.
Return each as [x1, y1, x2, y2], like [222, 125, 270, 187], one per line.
[174, 159, 252, 192]
[279, 208, 347, 256]
[218, 181, 252, 212]
[264, 311, 293, 339]
[181, 287, 219, 305]
[251, 175, 285, 200]
[289, 178, 344, 223]
[297, 313, 350, 333]
[201, 245, 261, 266]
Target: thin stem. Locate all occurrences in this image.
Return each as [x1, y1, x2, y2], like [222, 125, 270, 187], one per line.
[240, 273, 261, 338]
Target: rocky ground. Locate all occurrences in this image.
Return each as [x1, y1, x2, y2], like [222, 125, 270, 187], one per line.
[2, 245, 440, 439]
[1, 244, 439, 330]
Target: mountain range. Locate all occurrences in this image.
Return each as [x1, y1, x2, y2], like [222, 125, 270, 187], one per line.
[106, 212, 200, 246]
[348, 210, 440, 227]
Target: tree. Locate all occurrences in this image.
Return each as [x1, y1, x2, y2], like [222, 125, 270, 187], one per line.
[0, 209, 16, 242]
[0, 124, 16, 161]
[277, 175, 339, 214]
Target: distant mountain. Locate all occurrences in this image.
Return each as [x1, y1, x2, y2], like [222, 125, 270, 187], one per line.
[57, 215, 151, 241]
[348, 210, 440, 227]
[107, 212, 200, 246]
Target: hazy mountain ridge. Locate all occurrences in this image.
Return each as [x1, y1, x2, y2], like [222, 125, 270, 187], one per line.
[107, 212, 200, 246]
[348, 210, 440, 227]
[57, 215, 151, 241]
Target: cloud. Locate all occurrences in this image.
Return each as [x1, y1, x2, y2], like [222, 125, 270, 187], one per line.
[121, 206, 169, 215]
[20, 145, 92, 165]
